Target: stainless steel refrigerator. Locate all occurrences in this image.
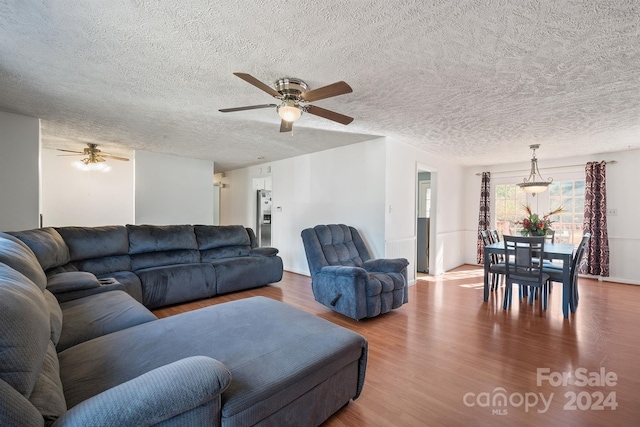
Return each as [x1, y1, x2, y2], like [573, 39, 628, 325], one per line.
[256, 190, 272, 246]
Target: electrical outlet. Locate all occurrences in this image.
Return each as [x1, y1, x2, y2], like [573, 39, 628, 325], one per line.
[607, 208, 618, 216]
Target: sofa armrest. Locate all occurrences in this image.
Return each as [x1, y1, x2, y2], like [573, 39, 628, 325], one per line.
[52, 283, 126, 303]
[48, 273, 126, 303]
[47, 272, 101, 294]
[251, 247, 279, 257]
[363, 258, 409, 274]
[54, 356, 231, 427]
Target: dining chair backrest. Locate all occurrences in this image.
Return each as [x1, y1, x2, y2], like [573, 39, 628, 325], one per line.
[479, 230, 492, 246]
[490, 229, 500, 243]
[571, 233, 590, 278]
[503, 235, 547, 287]
[545, 229, 555, 244]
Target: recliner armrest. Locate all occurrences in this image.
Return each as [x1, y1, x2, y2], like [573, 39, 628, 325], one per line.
[54, 356, 231, 427]
[318, 265, 369, 278]
[363, 258, 409, 274]
[251, 247, 279, 257]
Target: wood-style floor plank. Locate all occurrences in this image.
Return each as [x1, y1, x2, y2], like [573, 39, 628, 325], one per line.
[153, 266, 640, 426]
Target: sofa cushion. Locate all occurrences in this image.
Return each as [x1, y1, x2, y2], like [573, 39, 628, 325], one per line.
[131, 249, 200, 271]
[0, 264, 50, 397]
[70, 255, 132, 276]
[0, 378, 44, 427]
[136, 263, 216, 309]
[57, 290, 157, 352]
[200, 245, 251, 260]
[43, 290, 63, 345]
[29, 342, 66, 426]
[194, 225, 251, 250]
[195, 225, 254, 260]
[58, 296, 367, 426]
[8, 228, 71, 271]
[0, 232, 47, 291]
[209, 256, 283, 294]
[97, 271, 143, 303]
[127, 225, 198, 254]
[56, 226, 129, 261]
[46, 271, 100, 294]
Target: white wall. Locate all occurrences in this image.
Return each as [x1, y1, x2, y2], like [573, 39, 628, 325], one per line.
[40, 148, 134, 226]
[0, 112, 40, 231]
[219, 138, 470, 280]
[135, 150, 214, 225]
[463, 149, 640, 284]
[385, 139, 467, 277]
[220, 139, 387, 275]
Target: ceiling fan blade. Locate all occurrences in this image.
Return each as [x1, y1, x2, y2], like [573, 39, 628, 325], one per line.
[233, 73, 282, 98]
[300, 81, 352, 102]
[101, 154, 130, 161]
[219, 104, 277, 113]
[57, 154, 83, 157]
[280, 120, 293, 133]
[57, 149, 83, 154]
[305, 105, 354, 125]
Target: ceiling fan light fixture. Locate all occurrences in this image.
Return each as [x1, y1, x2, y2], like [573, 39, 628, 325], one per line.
[277, 100, 302, 122]
[72, 158, 111, 172]
[517, 144, 552, 196]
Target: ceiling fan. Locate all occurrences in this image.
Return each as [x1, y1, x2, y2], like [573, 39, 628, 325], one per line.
[219, 73, 354, 132]
[57, 143, 129, 171]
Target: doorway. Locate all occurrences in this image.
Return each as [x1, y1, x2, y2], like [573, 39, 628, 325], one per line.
[416, 171, 431, 275]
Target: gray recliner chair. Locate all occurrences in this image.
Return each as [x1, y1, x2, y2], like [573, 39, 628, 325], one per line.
[301, 224, 409, 320]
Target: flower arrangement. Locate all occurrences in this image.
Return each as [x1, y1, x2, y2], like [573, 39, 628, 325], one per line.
[516, 204, 563, 236]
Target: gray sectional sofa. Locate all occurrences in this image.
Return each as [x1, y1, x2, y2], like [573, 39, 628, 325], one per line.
[0, 230, 368, 426]
[9, 224, 284, 309]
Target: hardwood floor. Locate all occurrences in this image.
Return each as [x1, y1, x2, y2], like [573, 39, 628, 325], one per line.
[153, 266, 640, 426]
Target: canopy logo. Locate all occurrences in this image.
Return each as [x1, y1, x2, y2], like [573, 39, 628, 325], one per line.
[462, 367, 619, 415]
[462, 388, 553, 415]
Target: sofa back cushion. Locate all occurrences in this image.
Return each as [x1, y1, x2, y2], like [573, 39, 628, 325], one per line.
[55, 226, 132, 275]
[29, 342, 67, 425]
[0, 232, 47, 291]
[43, 290, 63, 346]
[127, 225, 199, 270]
[195, 225, 252, 260]
[301, 224, 372, 276]
[0, 264, 50, 398]
[56, 226, 129, 261]
[8, 228, 71, 272]
[131, 250, 200, 270]
[127, 225, 198, 254]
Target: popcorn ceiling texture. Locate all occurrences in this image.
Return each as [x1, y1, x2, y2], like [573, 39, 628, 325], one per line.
[0, 1, 638, 171]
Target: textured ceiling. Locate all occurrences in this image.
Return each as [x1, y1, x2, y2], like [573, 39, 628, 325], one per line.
[1, 1, 639, 171]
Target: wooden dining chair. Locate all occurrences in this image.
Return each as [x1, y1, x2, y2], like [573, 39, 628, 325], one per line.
[503, 235, 550, 310]
[545, 229, 555, 244]
[544, 233, 590, 313]
[480, 230, 505, 290]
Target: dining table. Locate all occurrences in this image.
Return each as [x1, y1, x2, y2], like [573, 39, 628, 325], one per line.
[483, 240, 576, 318]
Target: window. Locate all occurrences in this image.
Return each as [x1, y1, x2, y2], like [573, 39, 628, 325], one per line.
[418, 180, 431, 218]
[494, 184, 527, 236]
[548, 180, 585, 245]
[494, 179, 585, 246]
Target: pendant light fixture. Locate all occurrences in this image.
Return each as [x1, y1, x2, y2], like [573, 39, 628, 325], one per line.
[518, 144, 553, 196]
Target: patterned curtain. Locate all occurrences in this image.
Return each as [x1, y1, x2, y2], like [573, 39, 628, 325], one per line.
[477, 172, 491, 264]
[582, 161, 609, 276]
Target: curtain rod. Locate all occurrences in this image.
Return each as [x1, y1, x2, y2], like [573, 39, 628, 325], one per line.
[475, 160, 617, 176]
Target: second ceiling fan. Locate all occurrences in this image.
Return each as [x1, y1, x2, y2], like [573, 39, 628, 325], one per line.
[219, 73, 354, 132]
